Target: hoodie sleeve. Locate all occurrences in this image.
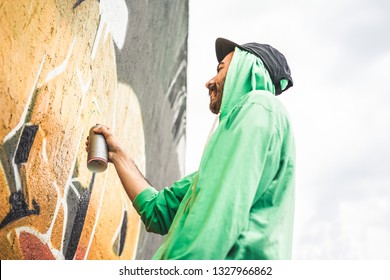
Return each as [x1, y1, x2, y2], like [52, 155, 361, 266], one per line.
[133, 171, 197, 235]
[157, 99, 283, 259]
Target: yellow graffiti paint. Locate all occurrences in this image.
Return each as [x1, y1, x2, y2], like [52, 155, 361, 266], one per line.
[0, 0, 144, 260]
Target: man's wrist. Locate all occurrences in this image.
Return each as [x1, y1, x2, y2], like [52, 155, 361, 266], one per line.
[111, 147, 128, 166]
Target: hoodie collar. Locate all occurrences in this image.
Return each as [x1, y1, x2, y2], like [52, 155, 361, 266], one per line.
[219, 48, 275, 120]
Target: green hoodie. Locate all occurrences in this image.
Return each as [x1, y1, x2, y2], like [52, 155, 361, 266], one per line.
[133, 48, 295, 259]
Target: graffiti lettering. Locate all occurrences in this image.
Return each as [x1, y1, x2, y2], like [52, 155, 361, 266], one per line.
[0, 191, 40, 229]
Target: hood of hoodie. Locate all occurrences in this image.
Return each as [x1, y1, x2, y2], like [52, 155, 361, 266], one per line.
[219, 48, 275, 120]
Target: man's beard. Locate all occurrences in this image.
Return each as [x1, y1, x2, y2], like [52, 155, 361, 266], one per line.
[209, 82, 224, 114]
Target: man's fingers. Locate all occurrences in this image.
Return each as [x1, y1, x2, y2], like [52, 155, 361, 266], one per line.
[93, 124, 110, 137]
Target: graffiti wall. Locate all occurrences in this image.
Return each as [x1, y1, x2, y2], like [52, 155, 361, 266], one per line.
[0, 0, 188, 260]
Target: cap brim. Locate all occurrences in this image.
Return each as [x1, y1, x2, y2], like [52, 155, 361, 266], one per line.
[215, 38, 241, 62]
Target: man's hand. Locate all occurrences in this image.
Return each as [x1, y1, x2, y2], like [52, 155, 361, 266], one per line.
[85, 125, 124, 164]
[85, 124, 151, 202]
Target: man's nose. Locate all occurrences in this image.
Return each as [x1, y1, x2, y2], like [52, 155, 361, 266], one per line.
[205, 79, 213, 89]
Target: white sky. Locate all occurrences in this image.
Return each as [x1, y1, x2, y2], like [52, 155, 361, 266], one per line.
[186, 0, 390, 259]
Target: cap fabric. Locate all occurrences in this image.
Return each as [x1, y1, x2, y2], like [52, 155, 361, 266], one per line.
[215, 38, 293, 95]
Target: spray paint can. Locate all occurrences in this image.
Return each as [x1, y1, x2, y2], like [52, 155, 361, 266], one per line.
[87, 125, 108, 172]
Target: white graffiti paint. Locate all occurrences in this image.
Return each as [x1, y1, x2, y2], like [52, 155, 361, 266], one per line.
[64, 128, 85, 195]
[3, 55, 46, 144]
[100, 0, 128, 49]
[76, 67, 91, 94]
[91, 18, 105, 61]
[60, 180, 71, 254]
[69, 179, 81, 199]
[46, 181, 64, 258]
[40, 38, 76, 86]
[42, 137, 48, 163]
[91, 0, 128, 60]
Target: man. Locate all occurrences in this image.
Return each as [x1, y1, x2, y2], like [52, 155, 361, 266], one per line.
[86, 38, 295, 259]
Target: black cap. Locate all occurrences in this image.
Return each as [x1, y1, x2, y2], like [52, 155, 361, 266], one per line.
[215, 38, 293, 95]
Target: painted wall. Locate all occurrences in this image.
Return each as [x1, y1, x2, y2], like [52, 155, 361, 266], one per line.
[0, 0, 188, 260]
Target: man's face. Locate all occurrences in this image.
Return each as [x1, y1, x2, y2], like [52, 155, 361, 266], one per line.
[205, 51, 234, 114]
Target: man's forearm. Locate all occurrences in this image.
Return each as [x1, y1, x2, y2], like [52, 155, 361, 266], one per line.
[111, 149, 151, 202]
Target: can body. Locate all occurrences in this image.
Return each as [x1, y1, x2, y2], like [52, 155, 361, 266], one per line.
[87, 125, 108, 172]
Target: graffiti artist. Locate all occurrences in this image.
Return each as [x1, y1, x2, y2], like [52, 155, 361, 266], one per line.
[85, 37, 295, 259]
